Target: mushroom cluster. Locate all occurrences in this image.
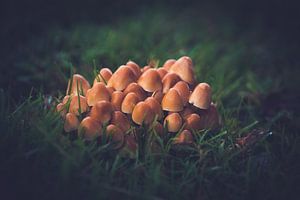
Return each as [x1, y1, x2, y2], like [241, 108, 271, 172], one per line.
[56, 56, 221, 153]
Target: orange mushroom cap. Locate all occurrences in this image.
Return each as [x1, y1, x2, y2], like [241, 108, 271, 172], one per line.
[111, 111, 131, 132]
[164, 113, 182, 132]
[189, 82, 212, 109]
[172, 81, 190, 106]
[144, 97, 163, 120]
[162, 59, 176, 71]
[152, 89, 164, 103]
[64, 113, 80, 132]
[162, 72, 181, 93]
[132, 102, 155, 125]
[156, 68, 168, 80]
[169, 56, 196, 84]
[123, 82, 147, 101]
[111, 91, 125, 111]
[67, 74, 91, 96]
[121, 92, 140, 114]
[56, 103, 67, 118]
[90, 100, 114, 123]
[106, 86, 115, 96]
[69, 95, 89, 115]
[86, 82, 110, 106]
[161, 88, 184, 112]
[93, 68, 112, 85]
[138, 68, 162, 92]
[107, 65, 136, 91]
[126, 61, 142, 78]
[79, 117, 102, 140]
[105, 124, 124, 149]
[173, 129, 194, 144]
[184, 113, 204, 131]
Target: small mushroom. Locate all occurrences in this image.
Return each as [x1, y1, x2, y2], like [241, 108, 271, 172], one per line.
[172, 81, 190, 106]
[189, 82, 212, 109]
[93, 68, 113, 85]
[132, 102, 155, 125]
[126, 60, 142, 78]
[173, 129, 194, 144]
[86, 82, 110, 106]
[123, 82, 147, 101]
[111, 111, 131, 132]
[64, 113, 80, 132]
[138, 68, 162, 92]
[162, 72, 181, 93]
[169, 56, 196, 85]
[162, 59, 176, 71]
[156, 68, 168, 80]
[78, 116, 102, 140]
[161, 88, 184, 112]
[121, 92, 140, 114]
[179, 106, 194, 120]
[106, 86, 115, 96]
[105, 124, 124, 149]
[184, 113, 204, 131]
[90, 100, 114, 123]
[67, 74, 91, 96]
[107, 65, 136, 91]
[56, 103, 67, 118]
[111, 91, 125, 111]
[152, 89, 164, 103]
[141, 65, 152, 73]
[69, 95, 88, 115]
[164, 113, 182, 132]
[144, 97, 163, 120]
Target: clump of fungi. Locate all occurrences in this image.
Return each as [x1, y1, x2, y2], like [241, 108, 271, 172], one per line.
[56, 56, 221, 156]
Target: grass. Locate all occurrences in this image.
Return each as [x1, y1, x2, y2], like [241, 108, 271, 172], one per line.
[1, 8, 299, 200]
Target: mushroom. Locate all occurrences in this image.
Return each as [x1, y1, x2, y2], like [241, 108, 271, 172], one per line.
[173, 129, 193, 144]
[144, 97, 163, 120]
[86, 82, 110, 106]
[64, 113, 80, 132]
[69, 95, 88, 115]
[162, 72, 181, 93]
[56, 103, 67, 118]
[90, 100, 114, 123]
[172, 81, 190, 106]
[203, 103, 221, 130]
[121, 92, 140, 114]
[179, 106, 194, 120]
[141, 65, 152, 73]
[152, 89, 164, 103]
[156, 68, 168, 80]
[105, 124, 124, 149]
[161, 88, 184, 112]
[111, 91, 125, 111]
[106, 86, 115, 96]
[137, 68, 162, 92]
[66, 74, 91, 96]
[123, 82, 147, 101]
[162, 59, 176, 71]
[169, 56, 196, 85]
[111, 111, 131, 132]
[107, 65, 136, 91]
[189, 82, 212, 109]
[164, 113, 182, 132]
[62, 95, 71, 104]
[184, 113, 204, 131]
[126, 60, 141, 78]
[93, 68, 113, 85]
[132, 102, 155, 125]
[78, 116, 102, 140]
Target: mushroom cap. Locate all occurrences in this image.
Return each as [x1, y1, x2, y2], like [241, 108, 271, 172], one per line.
[107, 65, 136, 91]
[141, 65, 152, 73]
[144, 97, 163, 120]
[62, 95, 71, 104]
[106, 86, 115, 96]
[138, 68, 162, 92]
[79, 117, 102, 140]
[67, 74, 91, 96]
[93, 68, 112, 85]
[179, 106, 194, 120]
[123, 82, 147, 101]
[86, 82, 111, 106]
[161, 88, 184, 112]
[173, 129, 193, 144]
[121, 92, 140, 114]
[184, 113, 204, 131]
[203, 103, 221, 130]
[69, 95, 88, 115]
[164, 113, 182, 132]
[111, 111, 131, 132]
[169, 56, 196, 84]
[64, 113, 80, 132]
[126, 61, 142, 78]
[156, 68, 168, 80]
[189, 82, 212, 109]
[163, 59, 176, 71]
[172, 81, 190, 106]
[106, 124, 124, 149]
[132, 102, 155, 125]
[152, 89, 164, 103]
[111, 91, 125, 111]
[90, 100, 114, 123]
[162, 72, 181, 93]
[56, 103, 67, 118]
